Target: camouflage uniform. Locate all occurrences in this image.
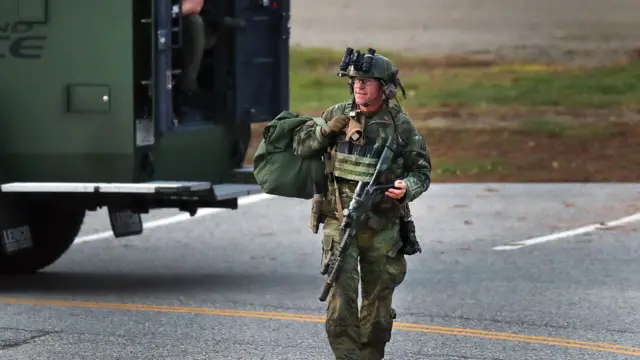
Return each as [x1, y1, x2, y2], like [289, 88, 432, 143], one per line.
[292, 53, 432, 359]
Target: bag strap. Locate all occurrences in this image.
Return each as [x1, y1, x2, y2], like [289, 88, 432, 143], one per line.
[322, 145, 342, 222]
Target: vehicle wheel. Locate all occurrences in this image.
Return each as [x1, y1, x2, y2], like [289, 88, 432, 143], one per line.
[0, 199, 86, 274]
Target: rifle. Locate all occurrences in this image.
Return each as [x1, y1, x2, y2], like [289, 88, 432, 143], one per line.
[318, 134, 401, 302]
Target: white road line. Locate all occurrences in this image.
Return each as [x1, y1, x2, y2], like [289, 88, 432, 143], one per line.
[493, 212, 640, 251]
[75, 193, 274, 244]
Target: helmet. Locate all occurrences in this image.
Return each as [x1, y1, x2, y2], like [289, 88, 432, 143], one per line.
[337, 47, 406, 100]
[347, 54, 398, 84]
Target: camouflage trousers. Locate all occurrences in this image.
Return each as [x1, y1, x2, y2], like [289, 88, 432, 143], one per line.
[321, 217, 407, 360]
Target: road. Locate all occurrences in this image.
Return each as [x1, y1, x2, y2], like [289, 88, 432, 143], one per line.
[0, 184, 639, 359]
[290, 0, 639, 65]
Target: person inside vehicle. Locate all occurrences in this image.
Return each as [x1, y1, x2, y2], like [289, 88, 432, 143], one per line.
[173, 0, 219, 116]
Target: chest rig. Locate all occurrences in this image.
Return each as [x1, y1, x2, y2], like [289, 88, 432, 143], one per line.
[321, 105, 401, 230]
[332, 112, 380, 182]
[309, 101, 423, 256]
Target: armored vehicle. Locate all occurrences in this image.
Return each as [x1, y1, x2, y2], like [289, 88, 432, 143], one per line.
[0, 0, 290, 273]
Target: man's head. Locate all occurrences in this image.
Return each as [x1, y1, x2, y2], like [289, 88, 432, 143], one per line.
[338, 49, 403, 111]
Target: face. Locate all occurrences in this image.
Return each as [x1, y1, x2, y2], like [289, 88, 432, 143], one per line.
[353, 78, 383, 107]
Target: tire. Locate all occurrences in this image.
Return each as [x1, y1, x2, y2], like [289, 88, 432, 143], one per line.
[0, 199, 86, 274]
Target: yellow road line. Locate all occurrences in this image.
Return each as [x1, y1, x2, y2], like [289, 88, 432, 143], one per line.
[0, 297, 638, 356]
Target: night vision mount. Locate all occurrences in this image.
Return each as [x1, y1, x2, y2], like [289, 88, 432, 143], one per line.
[337, 47, 376, 77]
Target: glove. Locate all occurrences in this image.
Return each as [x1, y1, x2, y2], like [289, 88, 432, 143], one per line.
[321, 115, 350, 138]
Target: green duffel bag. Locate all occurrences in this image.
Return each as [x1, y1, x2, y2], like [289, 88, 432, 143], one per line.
[252, 110, 328, 200]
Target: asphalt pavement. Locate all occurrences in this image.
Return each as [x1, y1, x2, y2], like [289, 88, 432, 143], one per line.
[0, 183, 639, 359]
[291, 0, 639, 65]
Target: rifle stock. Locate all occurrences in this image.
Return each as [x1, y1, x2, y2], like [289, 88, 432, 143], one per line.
[318, 135, 399, 302]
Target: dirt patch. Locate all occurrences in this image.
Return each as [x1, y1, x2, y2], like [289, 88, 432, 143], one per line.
[423, 122, 640, 182]
[244, 109, 640, 183]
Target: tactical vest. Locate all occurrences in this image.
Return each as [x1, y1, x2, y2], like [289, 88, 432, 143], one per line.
[332, 138, 381, 183]
[310, 101, 422, 256]
[328, 102, 402, 183]
[319, 102, 405, 229]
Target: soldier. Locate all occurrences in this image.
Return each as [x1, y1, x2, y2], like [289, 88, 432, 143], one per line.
[292, 49, 432, 360]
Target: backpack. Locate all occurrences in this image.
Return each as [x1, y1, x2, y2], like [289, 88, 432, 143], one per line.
[252, 111, 328, 200]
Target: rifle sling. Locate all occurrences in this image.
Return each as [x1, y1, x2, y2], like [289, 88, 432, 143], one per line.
[327, 146, 344, 223]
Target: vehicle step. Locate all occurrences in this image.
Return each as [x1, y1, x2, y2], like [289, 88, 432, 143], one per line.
[0, 181, 263, 200]
[212, 183, 262, 200]
[0, 181, 211, 194]
[227, 165, 257, 184]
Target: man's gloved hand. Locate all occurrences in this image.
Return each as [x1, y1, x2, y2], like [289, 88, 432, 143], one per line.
[321, 115, 350, 138]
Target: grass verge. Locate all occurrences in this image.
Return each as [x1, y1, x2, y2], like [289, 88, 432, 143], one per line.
[245, 46, 640, 183]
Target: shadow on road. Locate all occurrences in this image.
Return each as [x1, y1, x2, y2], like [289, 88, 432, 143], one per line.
[0, 271, 293, 295]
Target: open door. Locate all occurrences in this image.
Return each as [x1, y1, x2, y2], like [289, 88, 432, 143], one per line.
[233, 0, 290, 123]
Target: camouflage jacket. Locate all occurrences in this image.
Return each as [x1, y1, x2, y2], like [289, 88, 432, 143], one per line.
[293, 99, 432, 223]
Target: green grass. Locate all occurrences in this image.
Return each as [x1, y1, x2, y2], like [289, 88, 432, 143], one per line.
[289, 46, 640, 113]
